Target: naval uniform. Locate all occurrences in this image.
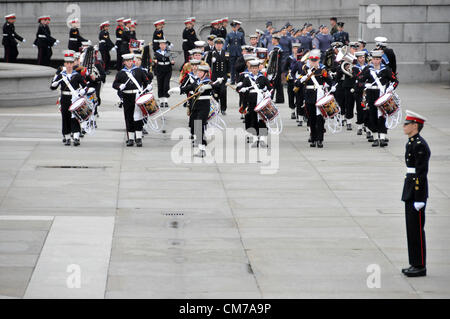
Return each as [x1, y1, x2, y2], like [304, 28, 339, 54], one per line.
[182, 26, 198, 63]
[50, 68, 87, 137]
[68, 27, 87, 52]
[2, 21, 24, 63]
[355, 64, 398, 139]
[115, 25, 124, 70]
[34, 23, 57, 66]
[112, 66, 150, 137]
[298, 62, 334, 145]
[99, 29, 115, 72]
[402, 133, 431, 268]
[154, 48, 173, 101]
[240, 72, 272, 136]
[207, 48, 230, 112]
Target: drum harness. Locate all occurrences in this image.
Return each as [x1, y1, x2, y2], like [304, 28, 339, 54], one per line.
[310, 71, 343, 134]
[124, 69, 165, 133]
[246, 74, 283, 135]
[370, 69, 402, 129]
[61, 72, 97, 135]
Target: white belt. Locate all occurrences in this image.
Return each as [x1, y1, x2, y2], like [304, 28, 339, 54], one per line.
[182, 39, 188, 42]
[38, 35, 46, 38]
[196, 96, 210, 100]
[305, 85, 316, 89]
[249, 89, 258, 93]
[116, 38, 122, 41]
[123, 89, 139, 94]
[158, 62, 170, 65]
[69, 38, 78, 41]
[407, 167, 416, 174]
[365, 84, 379, 89]
[99, 40, 106, 43]
[3, 34, 10, 36]
[61, 91, 72, 96]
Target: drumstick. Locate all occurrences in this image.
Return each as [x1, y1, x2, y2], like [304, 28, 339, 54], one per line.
[152, 91, 202, 120]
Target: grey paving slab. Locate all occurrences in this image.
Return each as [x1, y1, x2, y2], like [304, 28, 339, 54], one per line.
[0, 75, 449, 298]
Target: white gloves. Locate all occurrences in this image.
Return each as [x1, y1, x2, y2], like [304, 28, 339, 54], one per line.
[239, 87, 249, 93]
[33, 44, 37, 48]
[56, 40, 60, 44]
[414, 202, 425, 211]
[236, 82, 243, 88]
[214, 77, 223, 85]
[300, 76, 308, 83]
[111, 46, 116, 52]
[22, 39, 26, 43]
[227, 78, 231, 84]
[79, 88, 86, 96]
[267, 74, 273, 81]
[168, 87, 181, 95]
[145, 84, 153, 92]
[329, 85, 336, 93]
[386, 83, 395, 93]
[51, 79, 61, 88]
[168, 43, 174, 50]
[119, 83, 126, 91]
[212, 57, 217, 64]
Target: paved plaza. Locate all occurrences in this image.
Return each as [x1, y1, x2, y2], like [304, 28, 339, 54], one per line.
[0, 75, 449, 299]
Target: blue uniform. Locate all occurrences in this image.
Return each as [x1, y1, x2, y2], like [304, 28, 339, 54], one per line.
[333, 31, 349, 45]
[225, 30, 246, 83]
[297, 34, 313, 51]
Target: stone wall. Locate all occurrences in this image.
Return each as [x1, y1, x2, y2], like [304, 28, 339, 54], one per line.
[359, 0, 450, 83]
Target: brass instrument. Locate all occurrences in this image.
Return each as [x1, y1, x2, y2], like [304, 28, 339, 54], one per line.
[293, 65, 317, 93]
[336, 45, 356, 77]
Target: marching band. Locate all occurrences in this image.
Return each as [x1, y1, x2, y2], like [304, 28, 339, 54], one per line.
[2, 13, 404, 151]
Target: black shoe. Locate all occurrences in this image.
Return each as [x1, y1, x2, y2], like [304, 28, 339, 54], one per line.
[357, 129, 363, 135]
[64, 139, 71, 146]
[372, 139, 380, 147]
[297, 121, 303, 127]
[385, 137, 389, 142]
[136, 138, 143, 147]
[402, 266, 414, 274]
[291, 112, 296, 119]
[308, 137, 312, 143]
[73, 139, 80, 147]
[310, 141, 316, 147]
[62, 137, 66, 144]
[126, 139, 134, 147]
[403, 266, 426, 277]
[380, 139, 388, 147]
[317, 141, 323, 148]
[347, 124, 352, 131]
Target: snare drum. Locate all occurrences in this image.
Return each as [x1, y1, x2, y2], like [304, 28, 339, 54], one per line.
[316, 94, 340, 118]
[254, 97, 279, 122]
[69, 97, 92, 123]
[375, 92, 399, 116]
[136, 93, 159, 117]
[208, 98, 220, 121]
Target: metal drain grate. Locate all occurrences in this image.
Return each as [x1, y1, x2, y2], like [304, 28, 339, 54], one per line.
[37, 165, 109, 170]
[162, 212, 185, 217]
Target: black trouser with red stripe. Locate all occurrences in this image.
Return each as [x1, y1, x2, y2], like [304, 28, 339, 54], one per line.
[3, 45, 19, 63]
[405, 201, 426, 267]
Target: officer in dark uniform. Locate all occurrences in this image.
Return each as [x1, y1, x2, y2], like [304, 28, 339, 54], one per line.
[115, 18, 125, 71]
[219, 17, 228, 39]
[182, 17, 198, 63]
[204, 35, 216, 64]
[207, 37, 230, 115]
[401, 110, 431, 277]
[330, 17, 338, 35]
[154, 39, 175, 108]
[34, 16, 58, 66]
[210, 20, 221, 37]
[68, 18, 87, 53]
[119, 18, 132, 56]
[286, 43, 300, 119]
[225, 21, 246, 84]
[98, 21, 115, 73]
[333, 22, 349, 45]
[2, 13, 25, 63]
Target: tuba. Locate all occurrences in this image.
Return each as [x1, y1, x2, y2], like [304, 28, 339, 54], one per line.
[336, 46, 356, 77]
